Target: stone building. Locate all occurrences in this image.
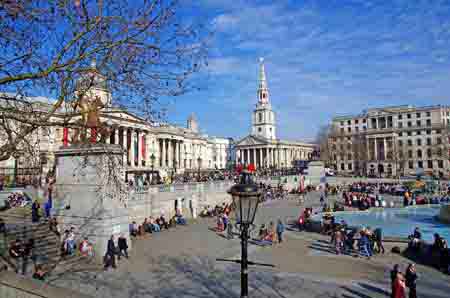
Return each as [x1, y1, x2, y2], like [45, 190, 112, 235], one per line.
[329, 105, 450, 177]
[234, 58, 315, 168]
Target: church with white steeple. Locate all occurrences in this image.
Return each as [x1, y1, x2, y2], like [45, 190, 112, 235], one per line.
[252, 58, 276, 140]
[234, 58, 315, 169]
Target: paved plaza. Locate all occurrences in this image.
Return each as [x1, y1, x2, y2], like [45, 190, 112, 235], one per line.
[43, 190, 450, 298]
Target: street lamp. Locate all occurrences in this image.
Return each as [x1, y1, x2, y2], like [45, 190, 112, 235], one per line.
[150, 153, 155, 184]
[218, 170, 272, 298]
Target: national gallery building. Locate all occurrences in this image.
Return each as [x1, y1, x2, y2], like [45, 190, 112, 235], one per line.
[0, 72, 232, 184]
[235, 59, 315, 168]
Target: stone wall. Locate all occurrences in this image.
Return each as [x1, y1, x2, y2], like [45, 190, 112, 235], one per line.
[127, 181, 234, 223]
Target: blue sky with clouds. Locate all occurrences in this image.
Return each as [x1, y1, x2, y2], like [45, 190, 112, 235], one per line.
[168, 0, 450, 142]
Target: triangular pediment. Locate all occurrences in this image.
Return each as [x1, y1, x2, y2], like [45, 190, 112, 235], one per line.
[235, 135, 270, 146]
[100, 108, 147, 124]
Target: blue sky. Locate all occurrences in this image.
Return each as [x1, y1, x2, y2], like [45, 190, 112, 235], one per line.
[167, 0, 450, 142]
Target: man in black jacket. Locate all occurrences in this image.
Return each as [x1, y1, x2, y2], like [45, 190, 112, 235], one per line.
[118, 234, 128, 260]
[104, 235, 117, 270]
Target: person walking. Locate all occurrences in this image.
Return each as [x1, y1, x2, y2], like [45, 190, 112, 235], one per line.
[405, 264, 418, 298]
[104, 235, 117, 270]
[117, 234, 129, 260]
[276, 219, 285, 244]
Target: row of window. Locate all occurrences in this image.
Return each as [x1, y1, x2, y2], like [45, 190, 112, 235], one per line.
[339, 120, 436, 133]
[339, 111, 434, 126]
[334, 147, 445, 160]
[339, 160, 445, 171]
[398, 137, 442, 146]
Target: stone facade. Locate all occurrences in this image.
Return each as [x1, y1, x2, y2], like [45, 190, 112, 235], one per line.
[329, 105, 450, 177]
[0, 75, 234, 183]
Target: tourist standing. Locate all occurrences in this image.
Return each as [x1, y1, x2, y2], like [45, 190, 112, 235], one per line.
[374, 228, 385, 254]
[405, 264, 418, 298]
[31, 200, 40, 223]
[118, 234, 129, 260]
[276, 219, 285, 244]
[390, 264, 400, 298]
[393, 272, 407, 298]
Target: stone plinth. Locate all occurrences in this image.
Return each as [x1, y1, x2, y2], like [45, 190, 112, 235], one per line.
[54, 144, 130, 260]
[439, 204, 450, 223]
[305, 161, 326, 186]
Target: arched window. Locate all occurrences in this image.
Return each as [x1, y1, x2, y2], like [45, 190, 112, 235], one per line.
[258, 113, 262, 122]
[417, 149, 422, 158]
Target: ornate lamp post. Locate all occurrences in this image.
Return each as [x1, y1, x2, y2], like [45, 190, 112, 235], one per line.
[150, 153, 155, 184]
[216, 170, 272, 297]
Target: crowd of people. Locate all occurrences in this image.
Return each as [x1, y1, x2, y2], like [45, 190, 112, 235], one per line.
[2, 192, 32, 209]
[259, 183, 289, 202]
[408, 227, 449, 274]
[129, 212, 186, 238]
[320, 215, 385, 258]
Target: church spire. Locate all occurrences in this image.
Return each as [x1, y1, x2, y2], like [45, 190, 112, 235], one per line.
[257, 57, 269, 104]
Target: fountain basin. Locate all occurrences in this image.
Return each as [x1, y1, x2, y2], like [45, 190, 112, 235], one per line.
[312, 205, 450, 244]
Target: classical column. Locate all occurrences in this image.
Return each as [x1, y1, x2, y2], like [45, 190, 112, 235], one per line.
[161, 139, 166, 167]
[105, 128, 110, 144]
[114, 129, 119, 145]
[122, 128, 128, 166]
[178, 141, 182, 168]
[259, 148, 263, 168]
[383, 138, 387, 161]
[130, 130, 136, 167]
[167, 139, 172, 168]
[174, 140, 178, 169]
[252, 149, 256, 166]
[136, 130, 142, 167]
[374, 138, 378, 161]
[268, 148, 272, 167]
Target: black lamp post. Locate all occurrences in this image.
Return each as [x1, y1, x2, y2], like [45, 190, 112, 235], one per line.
[229, 171, 260, 297]
[150, 153, 155, 184]
[216, 171, 273, 297]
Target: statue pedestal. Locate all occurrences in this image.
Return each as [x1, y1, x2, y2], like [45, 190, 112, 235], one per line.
[305, 161, 326, 186]
[54, 144, 130, 260]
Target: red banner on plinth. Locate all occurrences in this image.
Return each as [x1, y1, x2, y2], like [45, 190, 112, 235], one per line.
[90, 128, 97, 143]
[63, 127, 69, 147]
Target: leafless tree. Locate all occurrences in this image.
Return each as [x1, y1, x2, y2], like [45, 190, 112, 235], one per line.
[351, 133, 367, 177]
[0, 0, 209, 161]
[315, 125, 333, 166]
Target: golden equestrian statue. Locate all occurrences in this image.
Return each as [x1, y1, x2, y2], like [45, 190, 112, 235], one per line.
[71, 95, 110, 144]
